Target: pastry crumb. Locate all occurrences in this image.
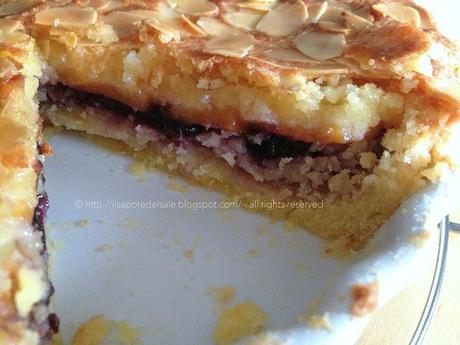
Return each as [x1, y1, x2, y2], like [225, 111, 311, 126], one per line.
[409, 230, 432, 247]
[350, 281, 379, 317]
[208, 285, 236, 307]
[302, 312, 333, 331]
[213, 302, 268, 345]
[248, 248, 261, 258]
[94, 244, 113, 253]
[71, 314, 142, 345]
[183, 249, 194, 259]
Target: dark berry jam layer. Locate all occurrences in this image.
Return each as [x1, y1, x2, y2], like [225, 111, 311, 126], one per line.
[42, 84, 327, 160]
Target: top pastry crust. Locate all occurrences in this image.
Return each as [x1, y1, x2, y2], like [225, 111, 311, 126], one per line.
[2, 0, 458, 145]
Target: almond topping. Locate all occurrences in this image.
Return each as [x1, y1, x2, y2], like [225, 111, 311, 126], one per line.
[197, 17, 238, 36]
[372, 3, 421, 27]
[180, 15, 207, 36]
[35, 6, 98, 28]
[321, 7, 346, 24]
[256, 0, 308, 37]
[173, 0, 218, 16]
[307, 1, 328, 23]
[102, 11, 143, 38]
[236, 1, 278, 13]
[0, 0, 42, 17]
[344, 11, 371, 31]
[295, 31, 346, 61]
[407, 3, 435, 30]
[89, 0, 125, 13]
[146, 17, 181, 42]
[318, 20, 349, 33]
[204, 33, 254, 58]
[222, 11, 262, 31]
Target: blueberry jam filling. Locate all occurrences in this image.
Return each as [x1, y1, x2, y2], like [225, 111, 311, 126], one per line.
[43, 84, 320, 160]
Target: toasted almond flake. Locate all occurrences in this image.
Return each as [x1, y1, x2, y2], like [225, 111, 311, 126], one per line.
[321, 6, 346, 24]
[174, 0, 218, 16]
[89, 0, 125, 13]
[353, 8, 374, 22]
[204, 32, 254, 58]
[222, 11, 262, 31]
[35, 6, 97, 28]
[407, 3, 435, 29]
[326, 0, 352, 11]
[180, 15, 207, 36]
[0, 0, 41, 17]
[256, 0, 308, 37]
[319, 20, 349, 33]
[266, 47, 317, 63]
[307, 1, 328, 23]
[344, 11, 371, 31]
[155, 0, 181, 18]
[372, 3, 421, 27]
[146, 18, 180, 42]
[102, 11, 143, 38]
[295, 31, 345, 61]
[236, 1, 278, 13]
[197, 17, 238, 36]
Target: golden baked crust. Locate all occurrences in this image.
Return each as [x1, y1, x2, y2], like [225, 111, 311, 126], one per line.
[8, 0, 458, 144]
[0, 18, 52, 344]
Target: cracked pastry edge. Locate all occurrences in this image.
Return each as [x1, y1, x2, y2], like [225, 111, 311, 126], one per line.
[0, 22, 55, 345]
[41, 95, 459, 249]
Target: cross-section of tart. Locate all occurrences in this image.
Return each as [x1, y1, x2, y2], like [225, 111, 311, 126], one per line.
[0, 17, 57, 344]
[19, 0, 458, 250]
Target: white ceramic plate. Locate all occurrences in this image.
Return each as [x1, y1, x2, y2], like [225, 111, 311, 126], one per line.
[45, 2, 460, 344]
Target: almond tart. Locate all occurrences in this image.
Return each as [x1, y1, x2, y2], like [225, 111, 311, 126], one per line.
[1, 0, 460, 343]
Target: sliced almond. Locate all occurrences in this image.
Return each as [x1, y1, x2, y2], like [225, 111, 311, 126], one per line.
[318, 20, 349, 33]
[256, 0, 308, 37]
[203, 32, 254, 58]
[307, 1, 328, 24]
[197, 17, 238, 36]
[146, 17, 181, 42]
[343, 11, 371, 31]
[266, 47, 317, 63]
[236, 1, 278, 13]
[295, 31, 345, 61]
[155, 0, 181, 18]
[326, 0, 352, 11]
[407, 3, 435, 30]
[0, 0, 42, 17]
[321, 7, 346, 24]
[89, 0, 125, 13]
[180, 15, 207, 36]
[174, 0, 218, 16]
[103, 11, 143, 38]
[222, 11, 262, 31]
[372, 3, 421, 27]
[35, 6, 98, 28]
